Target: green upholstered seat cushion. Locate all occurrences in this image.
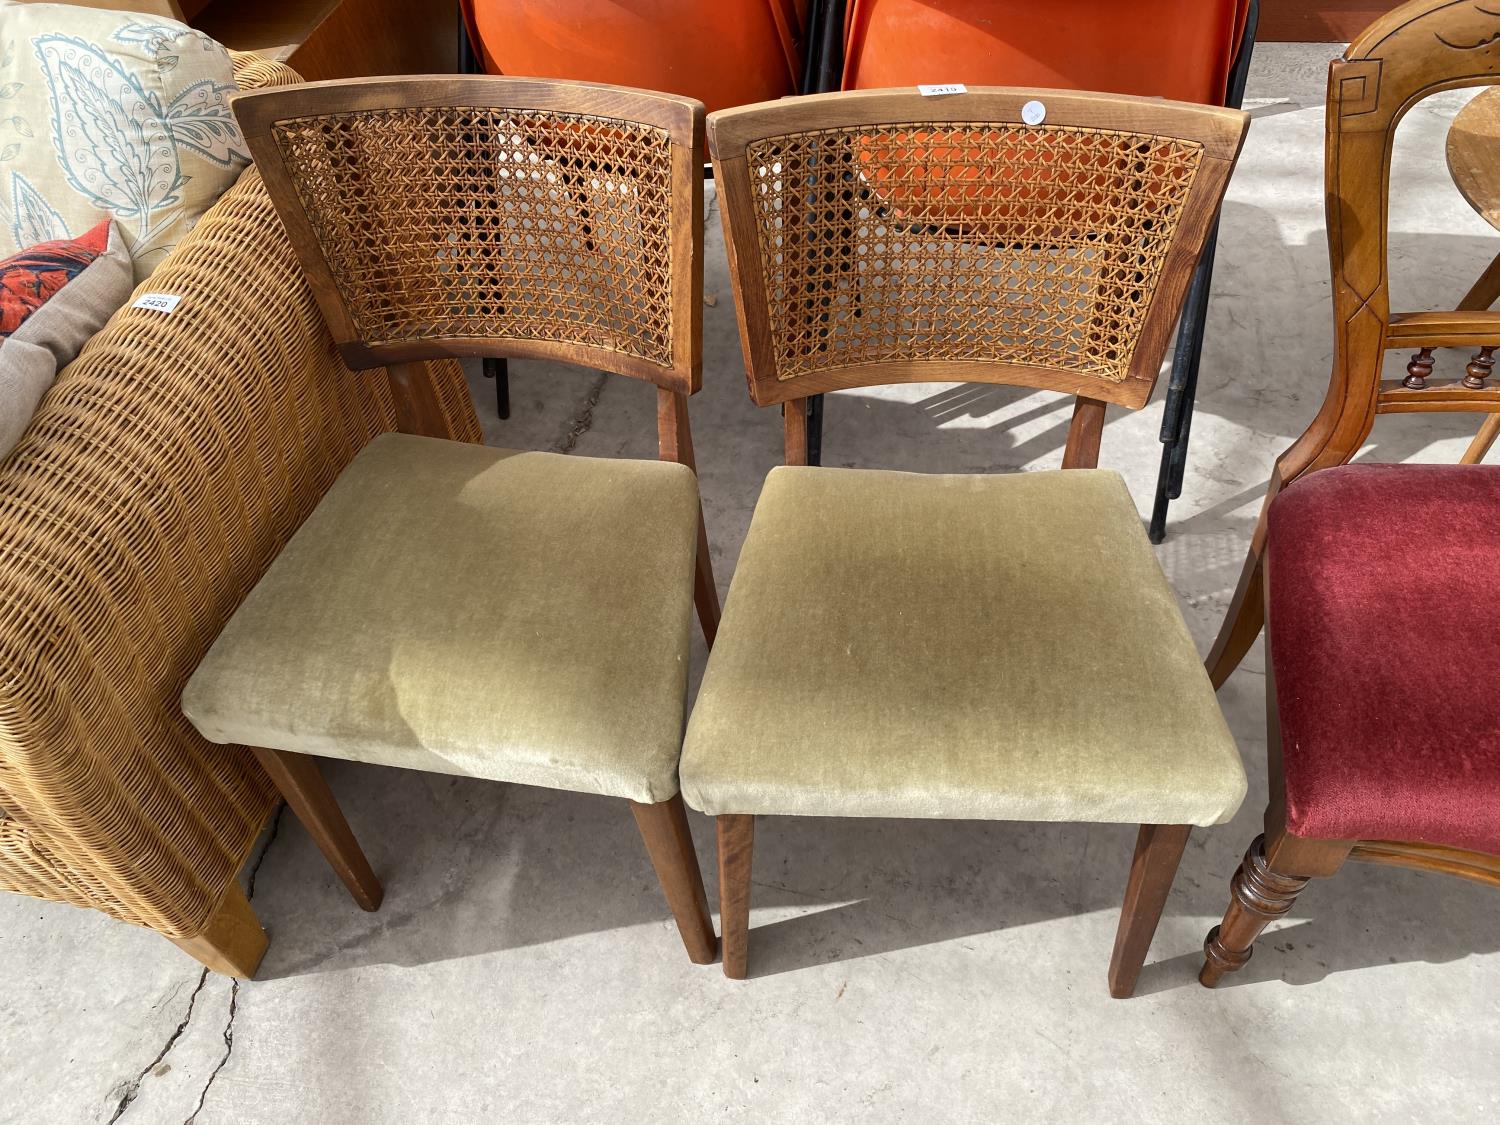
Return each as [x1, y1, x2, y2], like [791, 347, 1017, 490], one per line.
[679, 466, 1245, 826]
[183, 434, 699, 804]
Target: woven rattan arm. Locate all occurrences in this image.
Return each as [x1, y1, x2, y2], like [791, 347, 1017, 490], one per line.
[0, 54, 480, 975]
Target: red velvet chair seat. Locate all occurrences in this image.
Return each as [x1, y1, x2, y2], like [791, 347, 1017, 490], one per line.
[1267, 464, 1500, 854]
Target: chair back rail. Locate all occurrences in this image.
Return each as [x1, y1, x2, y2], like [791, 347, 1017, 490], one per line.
[1205, 0, 1500, 687]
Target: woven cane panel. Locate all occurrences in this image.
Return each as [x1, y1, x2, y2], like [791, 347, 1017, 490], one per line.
[0, 159, 479, 938]
[270, 107, 678, 366]
[742, 123, 1205, 383]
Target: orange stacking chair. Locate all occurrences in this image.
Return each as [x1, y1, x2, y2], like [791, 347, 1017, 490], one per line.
[818, 0, 1257, 540]
[463, 1, 804, 114]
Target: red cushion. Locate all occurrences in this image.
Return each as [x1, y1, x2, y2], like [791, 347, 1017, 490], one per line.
[1268, 464, 1500, 854]
[0, 220, 110, 338]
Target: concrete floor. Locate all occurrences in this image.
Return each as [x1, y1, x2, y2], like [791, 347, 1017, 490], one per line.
[4, 45, 1500, 1124]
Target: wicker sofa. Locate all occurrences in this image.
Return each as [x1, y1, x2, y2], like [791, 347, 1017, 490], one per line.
[0, 54, 481, 977]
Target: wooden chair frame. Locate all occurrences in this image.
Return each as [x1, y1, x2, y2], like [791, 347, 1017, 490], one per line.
[226, 76, 723, 965]
[708, 88, 1248, 993]
[1200, 0, 1500, 986]
[1208, 0, 1500, 687]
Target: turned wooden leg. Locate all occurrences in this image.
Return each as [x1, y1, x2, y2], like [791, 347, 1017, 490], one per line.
[631, 795, 718, 965]
[1107, 823, 1192, 999]
[249, 746, 383, 911]
[716, 814, 755, 980]
[1200, 830, 1349, 986]
[693, 505, 721, 648]
[167, 883, 267, 979]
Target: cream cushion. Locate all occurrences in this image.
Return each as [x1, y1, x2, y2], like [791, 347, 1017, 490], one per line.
[183, 434, 700, 804]
[0, 2, 249, 280]
[680, 466, 1246, 825]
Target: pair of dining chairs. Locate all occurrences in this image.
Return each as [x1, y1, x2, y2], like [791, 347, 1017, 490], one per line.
[181, 75, 1249, 995]
[458, 0, 1257, 543]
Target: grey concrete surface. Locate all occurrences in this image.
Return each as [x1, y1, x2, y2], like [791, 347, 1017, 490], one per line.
[4, 44, 1499, 1124]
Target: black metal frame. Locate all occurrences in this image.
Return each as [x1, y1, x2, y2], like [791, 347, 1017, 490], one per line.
[797, 0, 1260, 544]
[459, 8, 512, 421]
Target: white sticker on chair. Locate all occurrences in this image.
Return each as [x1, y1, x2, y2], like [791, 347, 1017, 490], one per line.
[1022, 100, 1047, 126]
[918, 84, 967, 97]
[132, 293, 182, 314]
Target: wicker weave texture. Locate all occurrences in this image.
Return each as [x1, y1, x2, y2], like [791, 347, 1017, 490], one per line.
[743, 122, 1204, 383]
[0, 56, 479, 938]
[270, 106, 677, 365]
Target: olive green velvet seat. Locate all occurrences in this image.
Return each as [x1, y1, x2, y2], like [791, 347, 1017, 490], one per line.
[184, 433, 699, 805]
[679, 465, 1246, 825]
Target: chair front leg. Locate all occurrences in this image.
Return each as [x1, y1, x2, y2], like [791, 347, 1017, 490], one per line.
[630, 795, 718, 964]
[249, 746, 383, 911]
[1107, 823, 1191, 998]
[1200, 828, 1351, 987]
[716, 814, 756, 979]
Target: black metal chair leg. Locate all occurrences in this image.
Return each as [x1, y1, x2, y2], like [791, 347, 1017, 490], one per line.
[800, 0, 847, 469]
[483, 357, 511, 420]
[1146, 0, 1257, 542]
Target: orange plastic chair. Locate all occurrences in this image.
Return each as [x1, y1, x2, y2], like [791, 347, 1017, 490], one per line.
[463, 1, 804, 114]
[843, 0, 1250, 104]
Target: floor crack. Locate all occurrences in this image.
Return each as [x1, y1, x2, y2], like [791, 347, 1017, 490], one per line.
[181, 806, 284, 1125]
[106, 970, 210, 1124]
[552, 373, 609, 454]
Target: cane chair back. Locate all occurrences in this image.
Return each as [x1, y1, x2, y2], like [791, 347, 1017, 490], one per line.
[232, 77, 705, 393]
[709, 89, 1247, 425]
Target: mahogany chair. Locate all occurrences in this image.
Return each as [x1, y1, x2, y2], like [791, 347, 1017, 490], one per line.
[181, 77, 722, 964]
[1199, 0, 1500, 987]
[792, 0, 1259, 543]
[688, 88, 1250, 995]
[1207, 0, 1500, 691]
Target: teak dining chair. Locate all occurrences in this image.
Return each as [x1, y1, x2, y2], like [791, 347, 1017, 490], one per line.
[1197, 0, 1500, 987]
[794, 0, 1260, 544]
[688, 88, 1250, 995]
[181, 76, 721, 965]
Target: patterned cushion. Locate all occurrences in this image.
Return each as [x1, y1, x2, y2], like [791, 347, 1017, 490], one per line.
[0, 217, 132, 459]
[0, 2, 249, 280]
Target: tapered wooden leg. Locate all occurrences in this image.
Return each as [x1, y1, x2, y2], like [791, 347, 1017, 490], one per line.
[1108, 823, 1192, 999]
[1206, 536, 1267, 689]
[167, 883, 267, 979]
[1200, 830, 1351, 987]
[693, 505, 721, 648]
[631, 795, 717, 965]
[717, 814, 755, 980]
[1461, 413, 1500, 465]
[249, 746, 383, 911]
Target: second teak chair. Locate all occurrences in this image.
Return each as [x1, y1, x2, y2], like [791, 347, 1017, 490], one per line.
[181, 77, 722, 966]
[686, 88, 1252, 995]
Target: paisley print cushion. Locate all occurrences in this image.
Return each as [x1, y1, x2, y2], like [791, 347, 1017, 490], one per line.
[0, 2, 249, 281]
